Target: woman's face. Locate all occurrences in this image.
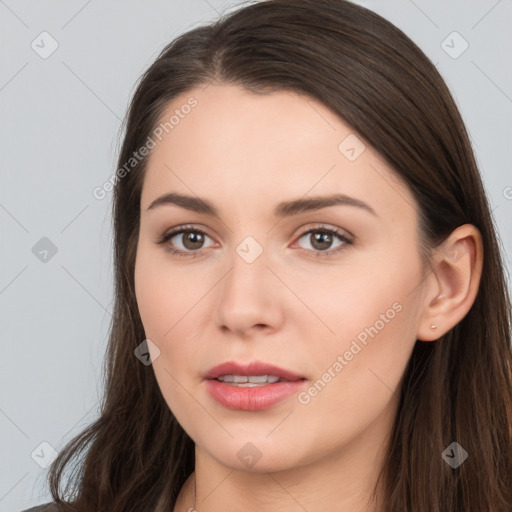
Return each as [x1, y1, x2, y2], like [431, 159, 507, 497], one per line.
[134, 84, 428, 473]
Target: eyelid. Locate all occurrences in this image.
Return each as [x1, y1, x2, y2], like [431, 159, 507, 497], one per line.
[156, 223, 353, 257]
[153, 225, 211, 260]
[291, 224, 353, 256]
[156, 223, 211, 237]
[294, 223, 353, 240]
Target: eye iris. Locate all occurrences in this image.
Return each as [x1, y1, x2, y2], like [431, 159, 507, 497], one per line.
[172, 229, 340, 252]
[311, 231, 332, 251]
[182, 231, 204, 250]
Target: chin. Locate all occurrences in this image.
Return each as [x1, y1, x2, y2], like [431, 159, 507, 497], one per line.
[196, 434, 311, 473]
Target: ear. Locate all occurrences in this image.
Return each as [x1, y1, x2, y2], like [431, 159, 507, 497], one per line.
[416, 224, 484, 342]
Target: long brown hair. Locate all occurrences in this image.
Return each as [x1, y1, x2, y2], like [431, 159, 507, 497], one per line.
[47, 1, 512, 510]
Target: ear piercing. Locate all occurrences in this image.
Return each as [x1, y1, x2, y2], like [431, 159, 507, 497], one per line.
[430, 323, 437, 331]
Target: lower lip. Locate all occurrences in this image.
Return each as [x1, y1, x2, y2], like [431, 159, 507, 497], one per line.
[205, 379, 307, 411]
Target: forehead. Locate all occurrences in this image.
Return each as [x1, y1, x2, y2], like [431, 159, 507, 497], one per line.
[140, 84, 417, 223]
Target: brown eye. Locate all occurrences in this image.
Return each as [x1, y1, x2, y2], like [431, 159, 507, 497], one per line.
[309, 231, 334, 251]
[295, 227, 352, 257]
[179, 230, 206, 250]
[155, 226, 215, 257]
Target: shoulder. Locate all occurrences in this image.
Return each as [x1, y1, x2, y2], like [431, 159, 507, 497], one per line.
[20, 503, 61, 512]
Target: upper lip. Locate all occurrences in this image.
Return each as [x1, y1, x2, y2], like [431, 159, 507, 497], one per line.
[204, 361, 305, 381]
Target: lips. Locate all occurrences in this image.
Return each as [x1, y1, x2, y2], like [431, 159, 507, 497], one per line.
[203, 361, 305, 381]
[203, 361, 307, 411]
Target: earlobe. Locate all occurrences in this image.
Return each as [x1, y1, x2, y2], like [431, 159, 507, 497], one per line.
[416, 224, 483, 342]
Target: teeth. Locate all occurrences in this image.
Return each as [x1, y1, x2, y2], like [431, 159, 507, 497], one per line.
[231, 382, 265, 387]
[248, 375, 269, 383]
[217, 374, 282, 384]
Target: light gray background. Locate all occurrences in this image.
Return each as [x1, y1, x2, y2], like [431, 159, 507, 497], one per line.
[1, 1, 511, 510]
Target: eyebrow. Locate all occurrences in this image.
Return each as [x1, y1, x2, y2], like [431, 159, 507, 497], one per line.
[145, 192, 377, 218]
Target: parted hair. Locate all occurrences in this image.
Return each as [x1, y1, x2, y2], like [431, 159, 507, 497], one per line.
[46, 1, 512, 511]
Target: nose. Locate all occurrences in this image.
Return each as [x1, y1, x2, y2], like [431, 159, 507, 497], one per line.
[213, 245, 285, 338]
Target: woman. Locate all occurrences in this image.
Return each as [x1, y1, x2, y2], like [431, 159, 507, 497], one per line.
[23, 0, 512, 511]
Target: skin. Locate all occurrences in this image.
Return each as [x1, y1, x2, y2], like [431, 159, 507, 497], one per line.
[134, 84, 483, 512]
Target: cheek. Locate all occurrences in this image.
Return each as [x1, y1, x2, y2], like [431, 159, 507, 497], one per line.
[295, 245, 421, 398]
[134, 245, 211, 381]
[291, 244, 418, 345]
[134, 249, 204, 424]
[291, 292, 417, 454]
[134, 245, 205, 340]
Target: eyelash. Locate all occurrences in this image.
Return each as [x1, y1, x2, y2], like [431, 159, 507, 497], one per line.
[155, 224, 353, 259]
